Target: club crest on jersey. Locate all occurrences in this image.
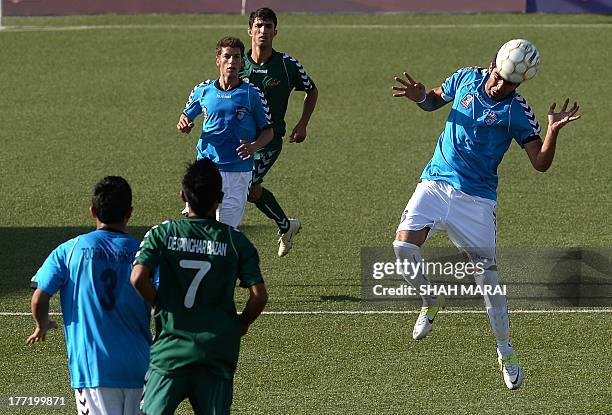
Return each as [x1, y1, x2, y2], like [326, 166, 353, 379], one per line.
[460, 93, 474, 109]
[484, 111, 498, 125]
[236, 107, 247, 121]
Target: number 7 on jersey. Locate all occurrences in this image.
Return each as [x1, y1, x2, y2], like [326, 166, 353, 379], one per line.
[180, 260, 212, 308]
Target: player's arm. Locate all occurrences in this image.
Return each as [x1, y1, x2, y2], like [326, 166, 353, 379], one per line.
[130, 264, 157, 306]
[178, 83, 206, 134]
[26, 289, 58, 345]
[177, 113, 195, 134]
[392, 72, 449, 112]
[289, 85, 318, 143]
[237, 126, 274, 160]
[524, 99, 580, 172]
[238, 282, 268, 336]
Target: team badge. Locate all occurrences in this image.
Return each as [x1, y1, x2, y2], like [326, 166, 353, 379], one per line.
[484, 111, 498, 125]
[236, 108, 246, 121]
[460, 93, 474, 109]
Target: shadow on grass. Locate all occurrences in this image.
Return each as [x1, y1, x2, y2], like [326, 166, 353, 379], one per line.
[0, 223, 268, 300]
[0, 227, 152, 300]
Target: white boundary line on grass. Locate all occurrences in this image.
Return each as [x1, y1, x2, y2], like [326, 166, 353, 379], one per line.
[0, 23, 610, 33]
[1, 308, 611, 317]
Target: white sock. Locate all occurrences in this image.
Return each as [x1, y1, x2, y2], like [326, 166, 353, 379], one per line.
[393, 240, 435, 307]
[475, 269, 513, 357]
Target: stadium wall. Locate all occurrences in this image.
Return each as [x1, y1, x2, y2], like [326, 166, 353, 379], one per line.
[3, 0, 611, 16]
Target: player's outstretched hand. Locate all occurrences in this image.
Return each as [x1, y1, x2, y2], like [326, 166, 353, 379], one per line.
[289, 122, 307, 143]
[392, 72, 427, 103]
[237, 140, 255, 160]
[548, 99, 580, 132]
[177, 114, 194, 134]
[26, 320, 58, 345]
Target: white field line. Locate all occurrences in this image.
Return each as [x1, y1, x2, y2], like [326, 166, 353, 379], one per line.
[1, 308, 611, 317]
[0, 23, 610, 33]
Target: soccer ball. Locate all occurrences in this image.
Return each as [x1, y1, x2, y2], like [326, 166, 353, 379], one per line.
[495, 39, 541, 84]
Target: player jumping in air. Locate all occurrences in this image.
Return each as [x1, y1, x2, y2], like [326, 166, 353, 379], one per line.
[240, 7, 319, 256]
[391, 40, 580, 389]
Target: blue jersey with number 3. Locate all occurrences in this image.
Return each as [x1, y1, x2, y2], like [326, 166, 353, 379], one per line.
[421, 67, 541, 201]
[33, 229, 151, 389]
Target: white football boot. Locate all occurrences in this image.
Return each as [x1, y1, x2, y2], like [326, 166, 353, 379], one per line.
[277, 218, 301, 257]
[498, 350, 524, 390]
[412, 295, 444, 340]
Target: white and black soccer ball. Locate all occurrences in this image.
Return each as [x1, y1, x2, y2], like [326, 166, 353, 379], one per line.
[495, 39, 541, 84]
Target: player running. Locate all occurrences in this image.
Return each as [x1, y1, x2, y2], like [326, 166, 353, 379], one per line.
[178, 36, 273, 228]
[240, 7, 318, 256]
[391, 40, 580, 389]
[131, 158, 268, 414]
[28, 176, 151, 415]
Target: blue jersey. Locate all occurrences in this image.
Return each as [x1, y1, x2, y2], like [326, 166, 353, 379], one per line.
[183, 80, 272, 172]
[421, 67, 541, 200]
[33, 229, 151, 389]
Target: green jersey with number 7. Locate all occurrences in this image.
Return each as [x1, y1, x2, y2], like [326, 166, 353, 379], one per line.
[134, 217, 263, 379]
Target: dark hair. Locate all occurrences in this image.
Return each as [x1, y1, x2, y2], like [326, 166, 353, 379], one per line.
[249, 7, 277, 29]
[182, 159, 223, 216]
[92, 176, 132, 224]
[216, 36, 245, 56]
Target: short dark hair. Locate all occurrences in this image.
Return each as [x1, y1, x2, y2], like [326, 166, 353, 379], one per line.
[182, 159, 223, 216]
[216, 36, 245, 56]
[92, 176, 132, 224]
[249, 7, 277, 29]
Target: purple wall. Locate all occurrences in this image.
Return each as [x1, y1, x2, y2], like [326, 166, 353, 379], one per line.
[3, 0, 610, 16]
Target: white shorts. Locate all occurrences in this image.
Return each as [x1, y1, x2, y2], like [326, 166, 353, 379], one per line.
[217, 170, 252, 228]
[75, 387, 142, 415]
[397, 180, 497, 264]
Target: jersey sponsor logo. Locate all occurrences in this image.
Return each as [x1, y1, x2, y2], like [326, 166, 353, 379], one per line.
[166, 236, 228, 256]
[460, 93, 474, 109]
[216, 93, 232, 99]
[253, 69, 268, 74]
[484, 111, 498, 126]
[267, 79, 281, 87]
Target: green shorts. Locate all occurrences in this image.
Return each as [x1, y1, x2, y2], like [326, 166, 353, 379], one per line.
[141, 368, 233, 415]
[252, 148, 282, 185]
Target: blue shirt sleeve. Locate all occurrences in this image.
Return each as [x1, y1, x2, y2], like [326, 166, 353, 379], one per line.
[441, 69, 464, 100]
[34, 238, 77, 296]
[183, 82, 207, 121]
[510, 94, 542, 147]
[249, 85, 273, 130]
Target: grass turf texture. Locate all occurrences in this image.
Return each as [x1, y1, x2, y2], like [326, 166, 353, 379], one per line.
[0, 13, 611, 414]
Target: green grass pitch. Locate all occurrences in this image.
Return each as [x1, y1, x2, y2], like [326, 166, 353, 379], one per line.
[1, 13, 611, 414]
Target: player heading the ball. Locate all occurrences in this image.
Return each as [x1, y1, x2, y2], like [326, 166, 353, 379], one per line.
[391, 39, 580, 390]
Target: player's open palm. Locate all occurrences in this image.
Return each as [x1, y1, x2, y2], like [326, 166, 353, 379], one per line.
[548, 98, 580, 132]
[393, 72, 426, 102]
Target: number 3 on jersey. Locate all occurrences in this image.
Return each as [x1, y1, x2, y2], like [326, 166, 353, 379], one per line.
[180, 260, 212, 308]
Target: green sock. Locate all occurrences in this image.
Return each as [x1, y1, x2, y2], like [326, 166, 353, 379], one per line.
[254, 188, 290, 233]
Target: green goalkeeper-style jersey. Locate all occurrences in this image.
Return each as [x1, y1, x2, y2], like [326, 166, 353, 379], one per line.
[135, 217, 263, 380]
[240, 49, 315, 152]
